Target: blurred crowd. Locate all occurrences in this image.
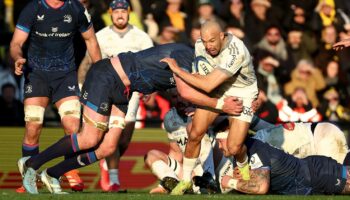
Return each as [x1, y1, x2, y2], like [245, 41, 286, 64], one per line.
[1, 0, 350, 126]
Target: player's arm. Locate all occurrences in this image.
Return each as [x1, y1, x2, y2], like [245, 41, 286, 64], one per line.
[168, 141, 183, 163]
[174, 74, 243, 115]
[162, 57, 229, 93]
[10, 28, 29, 75]
[81, 27, 101, 63]
[222, 167, 270, 194]
[78, 54, 92, 89]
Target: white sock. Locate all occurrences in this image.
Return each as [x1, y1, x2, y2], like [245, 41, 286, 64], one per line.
[236, 155, 248, 168]
[102, 159, 108, 170]
[109, 169, 120, 185]
[182, 157, 198, 182]
[151, 160, 178, 180]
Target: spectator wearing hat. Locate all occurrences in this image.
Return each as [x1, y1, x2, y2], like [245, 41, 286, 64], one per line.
[192, 0, 226, 30]
[284, 59, 326, 108]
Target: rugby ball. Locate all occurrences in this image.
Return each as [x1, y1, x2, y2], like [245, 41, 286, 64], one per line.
[192, 56, 214, 75]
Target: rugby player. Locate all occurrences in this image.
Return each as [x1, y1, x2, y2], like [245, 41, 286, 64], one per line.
[162, 21, 258, 194]
[78, 0, 153, 192]
[216, 133, 350, 195]
[10, 0, 101, 192]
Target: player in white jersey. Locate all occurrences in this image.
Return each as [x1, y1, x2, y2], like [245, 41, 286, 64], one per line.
[161, 21, 258, 194]
[78, 0, 153, 192]
[144, 92, 217, 194]
[249, 117, 349, 164]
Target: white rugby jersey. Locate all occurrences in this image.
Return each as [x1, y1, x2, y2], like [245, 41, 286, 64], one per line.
[195, 33, 257, 97]
[96, 24, 153, 58]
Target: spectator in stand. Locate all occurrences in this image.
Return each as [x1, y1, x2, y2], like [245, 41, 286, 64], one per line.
[165, 0, 190, 42]
[314, 25, 339, 69]
[314, 0, 348, 33]
[189, 21, 201, 47]
[255, 50, 283, 105]
[286, 29, 317, 64]
[0, 83, 24, 126]
[284, 59, 326, 108]
[254, 25, 295, 85]
[244, 0, 277, 45]
[319, 87, 350, 122]
[277, 87, 322, 122]
[320, 60, 350, 106]
[192, 0, 226, 30]
[154, 20, 178, 45]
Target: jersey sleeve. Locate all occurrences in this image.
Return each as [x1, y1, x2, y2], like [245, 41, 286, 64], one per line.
[76, 2, 92, 33]
[139, 33, 154, 50]
[246, 138, 271, 169]
[218, 40, 246, 76]
[16, 1, 37, 33]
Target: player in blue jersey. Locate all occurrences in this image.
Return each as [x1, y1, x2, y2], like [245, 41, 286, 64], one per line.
[19, 43, 243, 194]
[10, 0, 101, 192]
[216, 132, 350, 195]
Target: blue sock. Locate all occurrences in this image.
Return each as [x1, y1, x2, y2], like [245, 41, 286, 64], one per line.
[26, 133, 80, 170]
[47, 151, 98, 179]
[22, 143, 39, 157]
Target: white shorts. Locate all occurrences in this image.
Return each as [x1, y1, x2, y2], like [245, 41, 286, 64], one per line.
[218, 82, 258, 123]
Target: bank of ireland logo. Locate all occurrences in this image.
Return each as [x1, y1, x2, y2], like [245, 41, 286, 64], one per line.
[25, 85, 32, 94]
[63, 14, 72, 23]
[52, 27, 58, 32]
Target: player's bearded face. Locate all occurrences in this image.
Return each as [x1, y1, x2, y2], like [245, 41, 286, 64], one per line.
[112, 9, 129, 29]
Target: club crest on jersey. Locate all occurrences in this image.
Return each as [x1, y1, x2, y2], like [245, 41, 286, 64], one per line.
[63, 15, 72, 23]
[249, 153, 263, 169]
[37, 15, 45, 21]
[25, 85, 32, 94]
[51, 27, 58, 33]
[100, 102, 109, 112]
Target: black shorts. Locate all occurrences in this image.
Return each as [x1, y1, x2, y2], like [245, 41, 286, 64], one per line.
[24, 69, 79, 103]
[305, 156, 347, 194]
[80, 59, 130, 116]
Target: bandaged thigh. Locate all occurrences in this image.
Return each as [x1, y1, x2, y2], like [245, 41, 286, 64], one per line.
[83, 114, 108, 131]
[24, 105, 45, 124]
[58, 99, 81, 119]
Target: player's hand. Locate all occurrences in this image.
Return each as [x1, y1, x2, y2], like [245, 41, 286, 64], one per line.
[233, 167, 243, 180]
[160, 57, 181, 75]
[221, 175, 234, 189]
[333, 38, 350, 51]
[14, 58, 26, 75]
[222, 96, 243, 115]
[251, 97, 262, 113]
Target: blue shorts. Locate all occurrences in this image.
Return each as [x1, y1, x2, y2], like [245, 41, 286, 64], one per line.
[24, 69, 79, 103]
[80, 59, 130, 116]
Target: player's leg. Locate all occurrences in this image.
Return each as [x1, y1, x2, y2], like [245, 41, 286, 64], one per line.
[171, 108, 218, 195]
[102, 92, 139, 191]
[227, 118, 250, 180]
[314, 123, 349, 164]
[55, 96, 84, 191]
[21, 106, 107, 194]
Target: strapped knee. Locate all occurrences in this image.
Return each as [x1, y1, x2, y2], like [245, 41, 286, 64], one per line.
[83, 114, 108, 131]
[109, 116, 126, 129]
[24, 105, 45, 124]
[58, 99, 81, 119]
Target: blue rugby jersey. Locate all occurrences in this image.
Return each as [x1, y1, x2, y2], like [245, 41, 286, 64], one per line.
[16, 0, 92, 72]
[239, 138, 346, 195]
[118, 43, 194, 94]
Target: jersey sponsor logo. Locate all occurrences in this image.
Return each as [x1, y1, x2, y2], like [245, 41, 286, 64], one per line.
[242, 106, 253, 117]
[335, 178, 341, 186]
[249, 153, 263, 169]
[100, 102, 109, 112]
[25, 85, 32, 94]
[68, 85, 76, 92]
[37, 14, 45, 21]
[226, 43, 239, 69]
[77, 155, 86, 166]
[63, 14, 72, 23]
[51, 27, 58, 33]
